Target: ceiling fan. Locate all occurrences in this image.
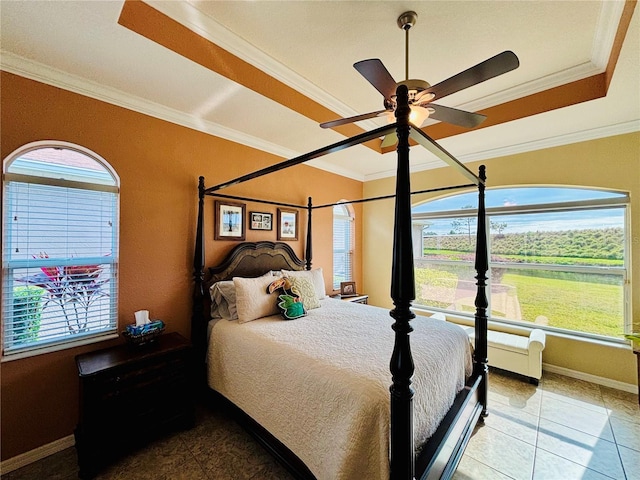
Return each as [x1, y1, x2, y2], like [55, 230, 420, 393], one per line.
[320, 11, 520, 146]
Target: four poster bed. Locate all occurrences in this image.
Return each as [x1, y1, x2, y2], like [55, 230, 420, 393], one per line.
[192, 85, 489, 480]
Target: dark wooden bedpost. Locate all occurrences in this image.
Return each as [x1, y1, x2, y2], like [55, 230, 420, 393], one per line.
[474, 165, 489, 418]
[305, 196, 312, 270]
[192, 176, 207, 380]
[389, 84, 416, 480]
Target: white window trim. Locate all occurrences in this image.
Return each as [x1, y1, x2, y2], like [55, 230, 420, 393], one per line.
[2, 140, 120, 359]
[413, 190, 630, 343]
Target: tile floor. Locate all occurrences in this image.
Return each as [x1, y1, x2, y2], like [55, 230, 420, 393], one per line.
[1, 369, 638, 480]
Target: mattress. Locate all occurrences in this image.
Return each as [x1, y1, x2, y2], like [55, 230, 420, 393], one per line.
[207, 298, 473, 480]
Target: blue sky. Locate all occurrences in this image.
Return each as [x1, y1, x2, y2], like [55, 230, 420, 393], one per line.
[414, 187, 626, 235]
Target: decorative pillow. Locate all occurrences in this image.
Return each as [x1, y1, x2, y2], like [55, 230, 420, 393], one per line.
[209, 280, 237, 320]
[233, 276, 280, 323]
[210, 272, 276, 320]
[266, 277, 307, 320]
[287, 276, 320, 310]
[280, 268, 327, 300]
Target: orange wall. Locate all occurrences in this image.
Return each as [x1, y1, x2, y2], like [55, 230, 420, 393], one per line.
[0, 72, 363, 460]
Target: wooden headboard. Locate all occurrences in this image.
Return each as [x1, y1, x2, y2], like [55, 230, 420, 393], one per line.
[207, 241, 306, 285]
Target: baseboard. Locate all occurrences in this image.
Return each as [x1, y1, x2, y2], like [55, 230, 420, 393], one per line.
[543, 362, 637, 393]
[0, 435, 75, 474]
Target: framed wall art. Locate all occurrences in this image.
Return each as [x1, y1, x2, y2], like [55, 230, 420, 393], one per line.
[249, 211, 273, 231]
[214, 200, 245, 240]
[277, 208, 298, 241]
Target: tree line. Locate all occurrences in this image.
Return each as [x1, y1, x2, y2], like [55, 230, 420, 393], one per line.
[423, 227, 624, 260]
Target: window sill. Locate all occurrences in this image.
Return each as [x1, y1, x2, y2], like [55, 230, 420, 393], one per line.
[1, 333, 119, 363]
[413, 307, 632, 351]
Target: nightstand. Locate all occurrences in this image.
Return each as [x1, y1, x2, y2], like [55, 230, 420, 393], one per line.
[332, 294, 369, 304]
[74, 332, 195, 479]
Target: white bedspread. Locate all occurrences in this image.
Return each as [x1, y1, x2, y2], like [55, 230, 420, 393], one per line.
[207, 298, 472, 480]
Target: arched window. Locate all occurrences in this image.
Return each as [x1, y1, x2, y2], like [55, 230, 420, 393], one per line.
[412, 186, 630, 341]
[2, 142, 119, 358]
[333, 203, 354, 290]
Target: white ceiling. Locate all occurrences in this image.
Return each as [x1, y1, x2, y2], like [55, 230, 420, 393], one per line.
[1, 1, 638, 181]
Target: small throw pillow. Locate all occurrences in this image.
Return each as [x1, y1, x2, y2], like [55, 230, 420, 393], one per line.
[288, 276, 320, 310]
[267, 277, 307, 320]
[234, 276, 279, 323]
[280, 268, 327, 300]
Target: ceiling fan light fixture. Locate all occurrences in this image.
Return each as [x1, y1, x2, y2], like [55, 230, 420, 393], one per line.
[409, 105, 430, 127]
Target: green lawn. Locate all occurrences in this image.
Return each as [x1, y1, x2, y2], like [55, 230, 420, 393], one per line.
[414, 265, 624, 338]
[501, 273, 623, 337]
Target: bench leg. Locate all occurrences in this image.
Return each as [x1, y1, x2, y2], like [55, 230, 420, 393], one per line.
[529, 377, 539, 386]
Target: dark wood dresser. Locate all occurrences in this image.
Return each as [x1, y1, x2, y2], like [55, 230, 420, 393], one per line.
[74, 332, 195, 478]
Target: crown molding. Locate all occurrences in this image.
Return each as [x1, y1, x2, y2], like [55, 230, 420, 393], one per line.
[591, 0, 627, 70]
[456, 119, 640, 164]
[0, 51, 302, 161]
[4, 51, 635, 185]
[146, 0, 362, 122]
[453, 0, 624, 114]
[149, 0, 623, 123]
[363, 120, 640, 182]
[453, 62, 601, 115]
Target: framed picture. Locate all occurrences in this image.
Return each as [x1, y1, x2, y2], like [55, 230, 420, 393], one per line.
[214, 200, 245, 240]
[249, 211, 273, 231]
[277, 208, 298, 241]
[340, 281, 357, 297]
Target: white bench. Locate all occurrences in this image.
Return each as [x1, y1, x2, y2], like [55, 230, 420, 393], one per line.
[430, 313, 546, 384]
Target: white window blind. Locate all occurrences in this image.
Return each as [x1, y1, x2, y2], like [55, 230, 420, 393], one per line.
[333, 204, 353, 290]
[2, 145, 119, 357]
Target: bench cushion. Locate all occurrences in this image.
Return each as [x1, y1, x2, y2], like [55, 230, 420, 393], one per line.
[454, 323, 545, 381]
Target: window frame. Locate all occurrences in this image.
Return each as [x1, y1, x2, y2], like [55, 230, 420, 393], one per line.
[2, 141, 120, 361]
[333, 202, 355, 291]
[413, 187, 630, 342]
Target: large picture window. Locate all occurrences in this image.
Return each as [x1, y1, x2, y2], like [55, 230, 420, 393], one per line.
[413, 187, 629, 340]
[2, 142, 119, 358]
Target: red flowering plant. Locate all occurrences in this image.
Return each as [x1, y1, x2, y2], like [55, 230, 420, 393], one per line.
[18, 253, 110, 334]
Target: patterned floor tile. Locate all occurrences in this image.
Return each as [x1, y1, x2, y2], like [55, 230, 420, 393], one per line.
[540, 394, 614, 441]
[464, 425, 535, 480]
[536, 418, 625, 479]
[484, 401, 540, 445]
[452, 454, 514, 480]
[618, 444, 640, 478]
[532, 448, 618, 480]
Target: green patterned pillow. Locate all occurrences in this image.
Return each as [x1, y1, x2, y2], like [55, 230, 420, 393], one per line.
[289, 276, 321, 310]
[266, 277, 307, 320]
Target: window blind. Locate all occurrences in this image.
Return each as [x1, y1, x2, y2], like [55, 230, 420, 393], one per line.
[333, 205, 353, 290]
[2, 179, 118, 356]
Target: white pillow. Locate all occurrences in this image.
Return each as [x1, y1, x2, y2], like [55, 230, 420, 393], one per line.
[209, 280, 237, 320]
[234, 276, 279, 323]
[288, 275, 321, 310]
[281, 268, 327, 300]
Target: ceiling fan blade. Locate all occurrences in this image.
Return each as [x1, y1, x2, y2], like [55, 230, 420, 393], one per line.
[354, 59, 398, 100]
[426, 104, 487, 128]
[320, 109, 390, 129]
[427, 51, 520, 101]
